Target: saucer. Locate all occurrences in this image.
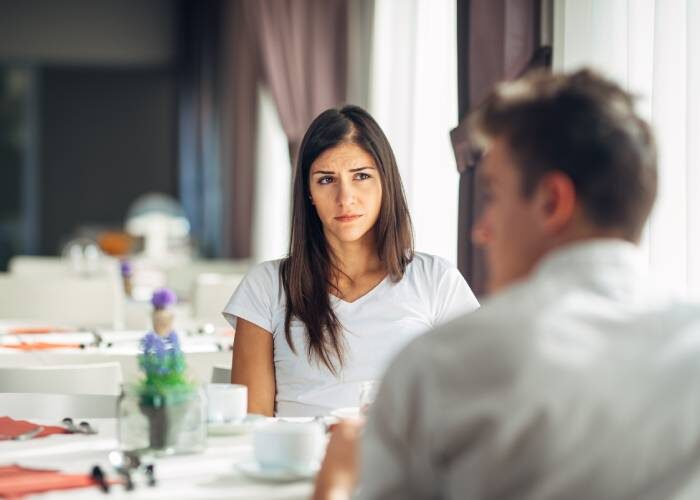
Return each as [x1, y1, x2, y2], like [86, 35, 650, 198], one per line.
[234, 460, 319, 483]
[207, 414, 267, 436]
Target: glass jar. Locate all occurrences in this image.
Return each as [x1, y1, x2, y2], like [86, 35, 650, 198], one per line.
[117, 384, 207, 456]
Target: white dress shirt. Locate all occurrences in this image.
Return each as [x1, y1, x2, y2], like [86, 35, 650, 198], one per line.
[360, 239, 700, 500]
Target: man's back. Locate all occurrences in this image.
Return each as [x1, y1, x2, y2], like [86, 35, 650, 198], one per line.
[360, 240, 700, 500]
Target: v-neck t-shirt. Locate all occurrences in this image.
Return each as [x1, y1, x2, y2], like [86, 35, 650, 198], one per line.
[222, 252, 479, 416]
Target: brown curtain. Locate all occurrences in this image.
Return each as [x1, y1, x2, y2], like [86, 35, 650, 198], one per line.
[221, 0, 259, 258]
[222, 0, 348, 257]
[246, 0, 349, 163]
[452, 0, 545, 296]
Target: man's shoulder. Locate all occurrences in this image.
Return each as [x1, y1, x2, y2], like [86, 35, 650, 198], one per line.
[388, 282, 536, 381]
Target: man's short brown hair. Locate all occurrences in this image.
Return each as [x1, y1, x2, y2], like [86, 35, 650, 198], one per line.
[471, 69, 657, 241]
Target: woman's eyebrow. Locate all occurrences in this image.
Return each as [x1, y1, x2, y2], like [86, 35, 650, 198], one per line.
[311, 170, 335, 175]
[349, 166, 376, 172]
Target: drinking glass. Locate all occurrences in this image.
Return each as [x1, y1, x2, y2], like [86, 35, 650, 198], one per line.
[358, 380, 378, 416]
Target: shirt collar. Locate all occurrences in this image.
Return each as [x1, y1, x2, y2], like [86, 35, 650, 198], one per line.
[531, 238, 646, 283]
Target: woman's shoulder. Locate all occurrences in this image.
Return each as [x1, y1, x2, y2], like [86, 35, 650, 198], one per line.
[242, 259, 284, 288]
[406, 252, 456, 279]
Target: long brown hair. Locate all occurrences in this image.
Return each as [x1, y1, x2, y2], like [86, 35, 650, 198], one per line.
[280, 105, 414, 374]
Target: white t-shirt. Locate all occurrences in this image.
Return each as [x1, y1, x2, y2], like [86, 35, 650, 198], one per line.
[222, 252, 479, 416]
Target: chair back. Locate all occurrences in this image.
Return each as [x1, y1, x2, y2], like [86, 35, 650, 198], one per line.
[166, 259, 250, 299]
[9, 255, 121, 278]
[0, 362, 123, 395]
[210, 365, 232, 384]
[0, 274, 125, 329]
[0, 393, 118, 419]
[192, 273, 244, 328]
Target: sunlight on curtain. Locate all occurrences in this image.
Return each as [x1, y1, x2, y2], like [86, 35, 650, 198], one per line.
[370, 0, 459, 264]
[252, 85, 291, 263]
[554, 0, 700, 299]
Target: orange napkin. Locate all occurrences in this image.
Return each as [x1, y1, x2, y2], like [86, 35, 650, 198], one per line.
[0, 465, 98, 499]
[0, 342, 81, 351]
[0, 417, 68, 440]
[6, 327, 71, 335]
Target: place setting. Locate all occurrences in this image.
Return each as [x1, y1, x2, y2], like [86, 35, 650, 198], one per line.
[205, 383, 267, 436]
[234, 419, 326, 483]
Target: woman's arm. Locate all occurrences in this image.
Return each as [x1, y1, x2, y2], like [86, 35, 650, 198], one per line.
[231, 317, 276, 416]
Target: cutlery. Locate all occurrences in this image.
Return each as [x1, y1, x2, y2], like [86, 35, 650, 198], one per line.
[0, 426, 44, 441]
[61, 417, 97, 435]
[108, 449, 157, 490]
[90, 465, 110, 493]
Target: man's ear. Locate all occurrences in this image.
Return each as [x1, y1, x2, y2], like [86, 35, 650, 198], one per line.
[534, 171, 576, 234]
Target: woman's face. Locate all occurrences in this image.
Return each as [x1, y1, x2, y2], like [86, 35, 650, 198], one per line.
[308, 142, 383, 248]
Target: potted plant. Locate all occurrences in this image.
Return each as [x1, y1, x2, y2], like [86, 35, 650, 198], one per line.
[118, 288, 206, 455]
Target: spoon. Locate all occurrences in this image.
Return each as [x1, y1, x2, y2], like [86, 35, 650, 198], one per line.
[108, 450, 139, 490]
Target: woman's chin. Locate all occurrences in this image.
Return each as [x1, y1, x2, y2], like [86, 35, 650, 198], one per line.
[327, 228, 373, 245]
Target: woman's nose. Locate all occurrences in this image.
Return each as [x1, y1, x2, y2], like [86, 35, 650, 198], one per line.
[336, 179, 356, 206]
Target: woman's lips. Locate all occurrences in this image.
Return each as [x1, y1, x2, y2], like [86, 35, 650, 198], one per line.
[334, 214, 362, 222]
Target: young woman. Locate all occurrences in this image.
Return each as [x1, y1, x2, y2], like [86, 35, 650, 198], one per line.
[223, 105, 478, 416]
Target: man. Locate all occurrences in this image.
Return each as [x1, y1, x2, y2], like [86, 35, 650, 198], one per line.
[313, 69, 700, 499]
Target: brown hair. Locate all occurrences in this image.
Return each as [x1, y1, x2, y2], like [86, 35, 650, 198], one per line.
[280, 105, 414, 374]
[471, 68, 657, 241]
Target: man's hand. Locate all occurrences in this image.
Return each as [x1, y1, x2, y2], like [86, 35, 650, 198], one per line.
[312, 420, 363, 500]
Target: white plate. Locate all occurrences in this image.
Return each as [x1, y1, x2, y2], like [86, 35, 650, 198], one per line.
[234, 460, 319, 483]
[207, 414, 267, 436]
[330, 407, 362, 420]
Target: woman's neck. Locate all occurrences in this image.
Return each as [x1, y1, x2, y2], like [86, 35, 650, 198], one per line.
[326, 232, 384, 282]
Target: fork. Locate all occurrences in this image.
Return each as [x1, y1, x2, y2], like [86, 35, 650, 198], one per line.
[0, 426, 44, 441]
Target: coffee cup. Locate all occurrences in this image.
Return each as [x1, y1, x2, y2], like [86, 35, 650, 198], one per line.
[253, 422, 325, 471]
[206, 383, 247, 423]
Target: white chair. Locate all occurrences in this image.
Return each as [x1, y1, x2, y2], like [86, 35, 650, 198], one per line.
[0, 274, 125, 329]
[9, 255, 121, 278]
[0, 363, 123, 395]
[210, 364, 232, 384]
[166, 259, 250, 300]
[0, 393, 118, 419]
[192, 273, 244, 328]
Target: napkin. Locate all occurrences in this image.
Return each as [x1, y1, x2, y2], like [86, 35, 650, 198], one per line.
[0, 342, 81, 351]
[0, 465, 98, 499]
[6, 327, 72, 334]
[0, 417, 68, 440]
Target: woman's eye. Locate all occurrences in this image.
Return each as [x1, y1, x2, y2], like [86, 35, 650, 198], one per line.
[318, 176, 334, 185]
[355, 172, 370, 180]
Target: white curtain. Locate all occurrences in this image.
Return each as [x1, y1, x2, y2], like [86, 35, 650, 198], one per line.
[370, 0, 459, 264]
[553, 0, 700, 299]
[251, 85, 292, 263]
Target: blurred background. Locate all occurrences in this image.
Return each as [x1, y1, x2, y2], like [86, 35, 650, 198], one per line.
[0, 0, 461, 271]
[0, 0, 698, 310]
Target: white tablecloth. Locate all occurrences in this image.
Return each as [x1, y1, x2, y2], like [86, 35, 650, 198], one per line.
[0, 326, 233, 384]
[1, 419, 314, 499]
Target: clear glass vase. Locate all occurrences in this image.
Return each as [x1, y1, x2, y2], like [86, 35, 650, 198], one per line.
[117, 384, 207, 456]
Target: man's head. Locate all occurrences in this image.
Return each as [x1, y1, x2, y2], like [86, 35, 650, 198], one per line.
[470, 69, 657, 293]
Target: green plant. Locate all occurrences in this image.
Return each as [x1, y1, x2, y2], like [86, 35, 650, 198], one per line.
[136, 331, 193, 406]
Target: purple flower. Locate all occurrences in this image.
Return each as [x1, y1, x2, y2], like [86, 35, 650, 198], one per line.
[151, 288, 177, 309]
[165, 331, 180, 350]
[120, 260, 133, 277]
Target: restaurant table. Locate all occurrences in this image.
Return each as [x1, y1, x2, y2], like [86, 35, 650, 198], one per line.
[1, 418, 315, 499]
[0, 326, 233, 384]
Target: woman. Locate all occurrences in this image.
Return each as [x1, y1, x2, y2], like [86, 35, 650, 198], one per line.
[223, 105, 478, 416]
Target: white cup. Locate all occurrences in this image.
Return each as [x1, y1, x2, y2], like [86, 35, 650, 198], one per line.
[206, 383, 247, 423]
[253, 422, 325, 471]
